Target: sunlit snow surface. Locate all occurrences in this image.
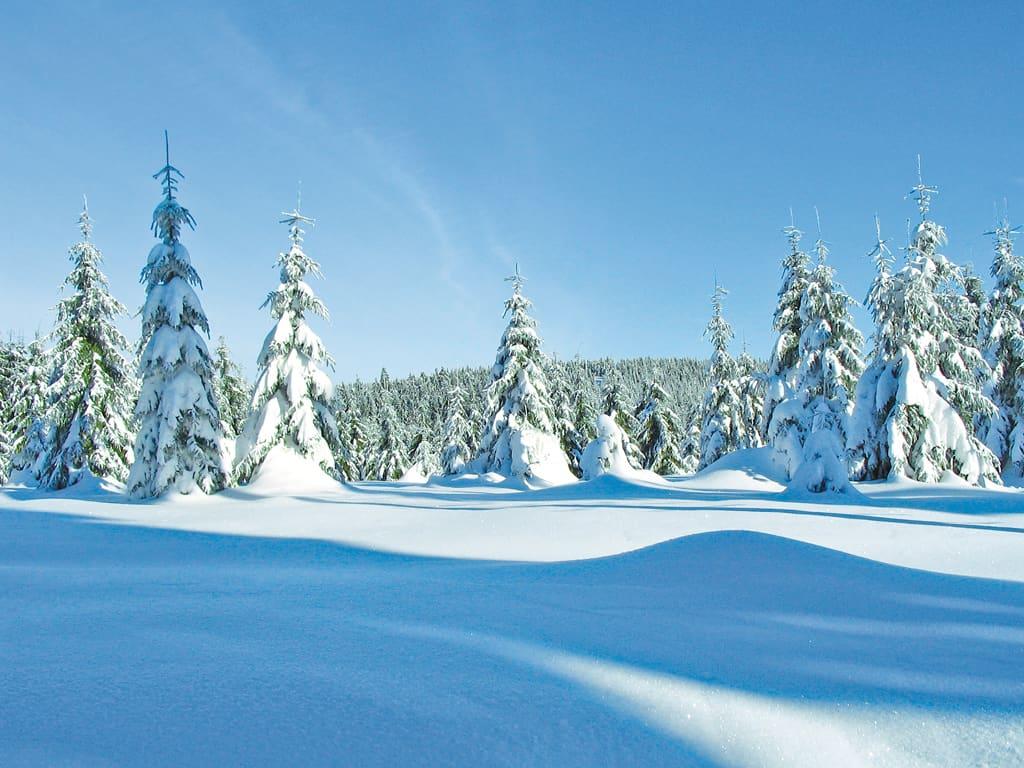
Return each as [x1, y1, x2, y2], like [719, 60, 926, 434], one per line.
[2, 449, 1023, 766]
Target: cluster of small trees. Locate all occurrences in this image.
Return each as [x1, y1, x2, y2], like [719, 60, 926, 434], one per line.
[704, 167, 1020, 491]
[1, 144, 1019, 495]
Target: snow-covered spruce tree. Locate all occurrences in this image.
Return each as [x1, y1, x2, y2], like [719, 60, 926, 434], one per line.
[0, 341, 22, 482]
[440, 385, 472, 475]
[372, 398, 407, 481]
[762, 220, 811, 437]
[849, 174, 1001, 486]
[601, 377, 644, 469]
[38, 199, 137, 489]
[634, 379, 685, 475]
[699, 284, 745, 469]
[767, 222, 864, 492]
[736, 342, 765, 449]
[336, 404, 370, 481]
[472, 267, 573, 483]
[11, 336, 53, 481]
[550, 363, 597, 477]
[407, 430, 440, 478]
[979, 216, 1024, 473]
[678, 408, 701, 474]
[212, 337, 250, 438]
[128, 135, 227, 497]
[233, 202, 339, 483]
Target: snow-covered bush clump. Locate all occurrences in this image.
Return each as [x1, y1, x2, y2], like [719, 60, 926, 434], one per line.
[581, 414, 643, 480]
[233, 202, 339, 484]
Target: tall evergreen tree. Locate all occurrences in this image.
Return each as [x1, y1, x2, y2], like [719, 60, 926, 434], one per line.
[849, 168, 1000, 486]
[212, 337, 250, 438]
[699, 284, 745, 469]
[38, 199, 137, 489]
[234, 200, 339, 483]
[473, 267, 573, 482]
[128, 134, 227, 497]
[979, 215, 1024, 474]
[762, 219, 811, 437]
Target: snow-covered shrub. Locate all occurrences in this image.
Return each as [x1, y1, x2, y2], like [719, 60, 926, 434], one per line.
[581, 413, 641, 480]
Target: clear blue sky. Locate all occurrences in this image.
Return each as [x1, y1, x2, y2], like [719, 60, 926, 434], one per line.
[2, 1, 1022, 380]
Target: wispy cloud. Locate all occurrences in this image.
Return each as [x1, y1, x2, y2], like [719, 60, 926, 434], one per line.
[183, 12, 477, 314]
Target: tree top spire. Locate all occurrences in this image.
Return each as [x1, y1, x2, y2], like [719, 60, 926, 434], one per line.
[868, 214, 894, 273]
[280, 184, 315, 247]
[505, 263, 526, 292]
[78, 194, 92, 241]
[812, 206, 829, 263]
[908, 154, 938, 218]
[152, 130, 185, 201]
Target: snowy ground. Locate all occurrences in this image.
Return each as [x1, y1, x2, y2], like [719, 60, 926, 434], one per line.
[2, 450, 1023, 766]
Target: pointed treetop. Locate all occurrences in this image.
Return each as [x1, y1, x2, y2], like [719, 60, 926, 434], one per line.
[152, 130, 186, 201]
[782, 210, 803, 250]
[813, 206, 829, 263]
[711, 279, 728, 310]
[505, 263, 526, 292]
[868, 214, 894, 272]
[985, 205, 1022, 244]
[908, 154, 938, 218]
[280, 185, 315, 247]
[78, 194, 93, 241]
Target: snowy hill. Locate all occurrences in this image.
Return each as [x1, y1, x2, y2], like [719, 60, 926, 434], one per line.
[2, 473, 1023, 766]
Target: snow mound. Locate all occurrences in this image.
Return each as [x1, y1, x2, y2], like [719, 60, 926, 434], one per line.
[682, 447, 787, 491]
[242, 445, 340, 494]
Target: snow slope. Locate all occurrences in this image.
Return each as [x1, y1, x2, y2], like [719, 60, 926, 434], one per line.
[2, 451, 1023, 766]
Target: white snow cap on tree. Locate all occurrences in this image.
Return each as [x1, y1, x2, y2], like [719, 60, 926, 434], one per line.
[768, 212, 864, 493]
[849, 163, 1001, 486]
[471, 266, 574, 485]
[127, 134, 227, 497]
[234, 196, 339, 484]
[39, 198, 138, 489]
